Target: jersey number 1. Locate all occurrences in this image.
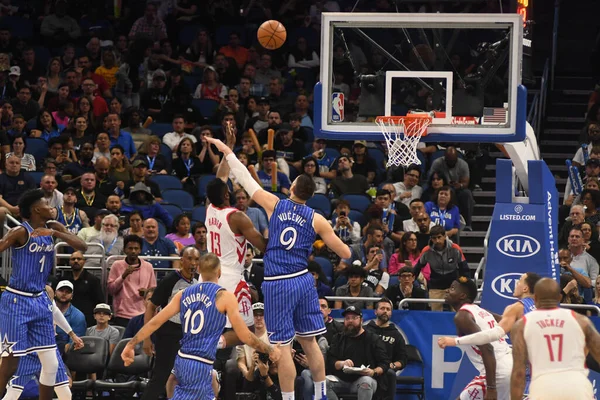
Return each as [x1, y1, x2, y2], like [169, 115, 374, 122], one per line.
[39, 255, 46, 273]
[544, 334, 563, 362]
[210, 232, 221, 256]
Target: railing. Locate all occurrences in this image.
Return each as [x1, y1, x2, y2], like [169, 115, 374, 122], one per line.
[551, 0, 560, 89]
[54, 242, 106, 286]
[527, 58, 550, 142]
[325, 296, 382, 303]
[561, 303, 600, 315]
[474, 219, 492, 289]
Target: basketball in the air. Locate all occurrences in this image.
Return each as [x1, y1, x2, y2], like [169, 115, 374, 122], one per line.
[257, 20, 287, 50]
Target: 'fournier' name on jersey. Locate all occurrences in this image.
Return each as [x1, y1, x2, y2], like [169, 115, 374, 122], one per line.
[182, 293, 213, 309]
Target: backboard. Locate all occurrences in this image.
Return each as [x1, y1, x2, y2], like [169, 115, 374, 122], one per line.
[314, 13, 527, 143]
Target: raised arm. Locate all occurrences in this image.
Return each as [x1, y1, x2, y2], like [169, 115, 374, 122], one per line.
[510, 319, 528, 399]
[216, 122, 237, 182]
[314, 213, 351, 259]
[206, 137, 279, 215]
[454, 311, 497, 397]
[438, 303, 522, 348]
[217, 290, 280, 362]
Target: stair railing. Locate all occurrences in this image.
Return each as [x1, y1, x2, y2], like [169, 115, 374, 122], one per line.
[550, 0, 560, 90]
[538, 58, 550, 136]
[474, 218, 492, 290]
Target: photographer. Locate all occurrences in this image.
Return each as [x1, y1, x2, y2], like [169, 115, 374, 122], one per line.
[330, 200, 361, 245]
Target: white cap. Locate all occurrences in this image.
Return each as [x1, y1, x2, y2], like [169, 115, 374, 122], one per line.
[56, 280, 74, 291]
[9, 66, 20, 76]
[93, 303, 112, 314]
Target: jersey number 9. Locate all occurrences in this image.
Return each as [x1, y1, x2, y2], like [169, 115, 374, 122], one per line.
[279, 227, 297, 251]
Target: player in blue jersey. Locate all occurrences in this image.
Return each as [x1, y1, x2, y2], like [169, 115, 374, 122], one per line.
[122, 251, 280, 400]
[437, 272, 542, 397]
[0, 189, 88, 400]
[207, 137, 351, 400]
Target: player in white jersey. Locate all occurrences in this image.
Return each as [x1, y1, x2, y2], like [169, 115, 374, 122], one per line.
[511, 278, 600, 400]
[205, 130, 266, 347]
[445, 277, 513, 400]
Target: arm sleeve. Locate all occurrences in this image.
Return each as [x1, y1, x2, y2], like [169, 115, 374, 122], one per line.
[455, 325, 506, 346]
[52, 301, 72, 334]
[226, 153, 263, 197]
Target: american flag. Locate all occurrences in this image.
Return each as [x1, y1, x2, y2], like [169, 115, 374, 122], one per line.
[481, 107, 507, 124]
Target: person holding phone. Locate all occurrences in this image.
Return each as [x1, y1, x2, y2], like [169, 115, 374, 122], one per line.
[330, 200, 361, 244]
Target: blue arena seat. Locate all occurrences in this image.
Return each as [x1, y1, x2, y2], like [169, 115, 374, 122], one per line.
[161, 203, 183, 221]
[160, 143, 173, 160]
[27, 138, 49, 167]
[151, 175, 183, 191]
[306, 194, 331, 218]
[341, 194, 372, 213]
[369, 147, 387, 172]
[29, 171, 44, 186]
[161, 189, 195, 211]
[313, 256, 334, 283]
[178, 24, 205, 47]
[324, 148, 341, 161]
[273, 192, 288, 200]
[149, 123, 173, 138]
[196, 174, 216, 199]
[348, 210, 366, 228]
[191, 205, 206, 222]
[192, 99, 219, 120]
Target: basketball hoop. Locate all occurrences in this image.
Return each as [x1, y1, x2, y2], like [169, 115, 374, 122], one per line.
[376, 115, 432, 167]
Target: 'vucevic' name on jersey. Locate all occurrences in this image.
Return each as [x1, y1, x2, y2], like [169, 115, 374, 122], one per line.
[264, 200, 315, 277]
[179, 282, 226, 362]
[10, 222, 54, 293]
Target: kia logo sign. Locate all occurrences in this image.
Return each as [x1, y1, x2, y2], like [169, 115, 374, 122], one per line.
[491, 273, 522, 299]
[495, 234, 540, 258]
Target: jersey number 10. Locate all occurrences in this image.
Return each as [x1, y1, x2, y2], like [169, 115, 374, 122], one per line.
[183, 308, 205, 335]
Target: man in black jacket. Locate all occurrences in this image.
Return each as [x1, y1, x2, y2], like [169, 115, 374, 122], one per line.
[326, 306, 389, 400]
[365, 298, 408, 400]
[385, 266, 428, 310]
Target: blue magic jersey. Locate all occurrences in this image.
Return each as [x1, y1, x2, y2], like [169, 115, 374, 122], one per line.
[9, 222, 54, 293]
[264, 199, 315, 277]
[519, 297, 536, 314]
[56, 207, 84, 235]
[179, 282, 226, 361]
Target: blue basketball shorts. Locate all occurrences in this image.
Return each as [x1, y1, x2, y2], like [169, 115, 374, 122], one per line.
[172, 354, 215, 400]
[263, 272, 326, 344]
[9, 349, 69, 390]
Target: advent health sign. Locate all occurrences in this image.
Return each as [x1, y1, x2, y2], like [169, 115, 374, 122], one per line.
[481, 159, 560, 314]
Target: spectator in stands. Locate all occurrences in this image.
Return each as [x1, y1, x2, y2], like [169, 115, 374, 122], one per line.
[162, 114, 197, 152]
[123, 287, 155, 339]
[86, 214, 124, 268]
[388, 232, 421, 276]
[365, 298, 408, 400]
[403, 199, 435, 234]
[123, 210, 144, 237]
[310, 139, 337, 180]
[326, 306, 388, 400]
[7, 134, 35, 171]
[0, 154, 35, 215]
[421, 170, 448, 203]
[142, 218, 180, 270]
[95, 50, 119, 90]
[121, 182, 173, 227]
[40, 174, 63, 209]
[258, 150, 291, 194]
[192, 221, 208, 255]
[568, 226, 599, 283]
[109, 145, 134, 184]
[340, 224, 389, 275]
[255, 54, 280, 88]
[334, 264, 374, 310]
[108, 234, 157, 327]
[55, 280, 86, 354]
[62, 142, 95, 180]
[351, 141, 376, 184]
[302, 156, 327, 195]
[166, 214, 195, 250]
[136, 136, 169, 175]
[82, 77, 109, 117]
[330, 153, 369, 196]
[559, 205, 586, 247]
[193, 66, 227, 102]
[573, 123, 600, 167]
[60, 250, 105, 327]
[361, 210, 395, 261]
[194, 126, 222, 173]
[172, 137, 206, 192]
[7, 114, 27, 139]
[94, 156, 118, 197]
[40, 0, 81, 45]
[243, 245, 264, 298]
[19, 47, 45, 88]
[374, 189, 406, 243]
[107, 112, 136, 159]
[308, 260, 333, 297]
[129, 2, 167, 41]
[274, 123, 305, 175]
[76, 172, 107, 218]
[393, 165, 423, 207]
[106, 194, 123, 222]
[267, 77, 294, 117]
[425, 186, 461, 239]
[220, 32, 249, 69]
[78, 208, 109, 242]
[52, 187, 89, 235]
[142, 70, 171, 120]
[560, 274, 585, 306]
[144, 247, 198, 399]
[11, 86, 38, 122]
[124, 160, 163, 200]
[330, 199, 361, 245]
[385, 266, 428, 311]
[559, 248, 593, 303]
[86, 303, 120, 355]
[581, 221, 600, 262]
[234, 188, 268, 236]
[93, 132, 111, 162]
[294, 94, 313, 129]
[413, 225, 469, 311]
[31, 109, 63, 142]
[429, 147, 475, 230]
[361, 243, 391, 296]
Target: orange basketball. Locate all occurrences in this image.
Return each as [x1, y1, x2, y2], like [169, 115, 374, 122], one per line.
[257, 20, 287, 50]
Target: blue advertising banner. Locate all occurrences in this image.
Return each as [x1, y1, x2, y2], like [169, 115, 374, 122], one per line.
[332, 309, 600, 399]
[481, 159, 560, 314]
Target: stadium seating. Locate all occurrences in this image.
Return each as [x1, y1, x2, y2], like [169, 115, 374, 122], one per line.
[196, 174, 216, 200]
[340, 194, 372, 213]
[162, 203, 184, 220]
[151, 174, 183, 190]
[162, 189, 195, 211]
[313, 256, 334, 283]
[27, 138, 49, 167]
[149, 123, 173, 139]
[306, 194, 332, 218]
[191, 205, 206, 222]
[65, 336, 109, 394]
[396, 345, 426, 399]
[94, 339, 152, 395]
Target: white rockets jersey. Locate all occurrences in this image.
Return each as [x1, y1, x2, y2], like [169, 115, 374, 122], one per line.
[206, 204, 247, 280]
[459, 304, 512, 375]
[523, 308, 588, 380]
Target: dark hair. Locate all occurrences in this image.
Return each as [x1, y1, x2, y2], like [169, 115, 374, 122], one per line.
[346, 264, 366, 278]
[405, 164, 421, 177]
[172, 114, 185, 122]
[171, 213, 190, 233]
[581, 188, 600, 208]
[376, 189, 391, 199]
[110, 144, 125, 155]
[434, 185, 456, 209]
[569, 226, 584, 237]
[206, 179, 229, 207]
[124, 234, 144, 248]
[397, 266, 414, 276]
[127, 210, 143, 223]
[176, 137, 197, 158]
[375, 297, 393, 309]
[409, 198, 424, 207]
[430, 225, 446, 237]
[524, 272, 542, 294]
[336, 199, 350, 210]
[293, 174, 316, 201]
[586, 103, 600, 122]
[192, 221, 206, 234]
[365, 204, 384, 221]
[457, 277, 478, 302]
[48, 137, 62, 149]
[36, 109, 59, 131]
[427, 171, 449, 191]
[302, 156, 320, 177]
[289, 112, 301, 122]
[307, 260, 322, 274]
[398, 232, 419, 259]
[10, 133, 27, 151]
[262, 150, 276, 160]
[366, 224, 384, 237]
[19, 189, 45, 219]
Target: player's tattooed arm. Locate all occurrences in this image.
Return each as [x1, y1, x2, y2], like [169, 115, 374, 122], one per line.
[575, 313, 600, 363]
[47, 220, 88, 251]
[510, 319, 528, 400]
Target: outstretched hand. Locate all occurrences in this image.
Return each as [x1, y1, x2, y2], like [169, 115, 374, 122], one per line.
[205, 137, 232, 156]
[437, 336, 457, 349]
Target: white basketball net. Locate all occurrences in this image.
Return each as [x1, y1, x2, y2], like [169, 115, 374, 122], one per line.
[376, 116, 432, 167]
